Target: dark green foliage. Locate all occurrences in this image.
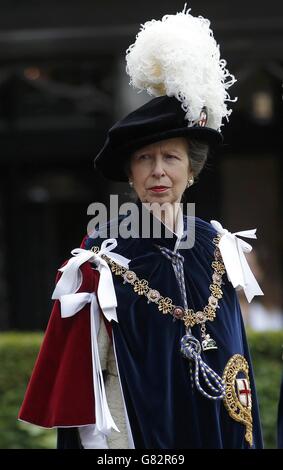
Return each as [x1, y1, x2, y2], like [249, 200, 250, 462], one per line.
[247, 330, 283, 449]
[0, 332, 56, 449]
[0, 331, 282, 448]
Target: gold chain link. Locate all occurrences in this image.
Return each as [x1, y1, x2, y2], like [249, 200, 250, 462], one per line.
[90, 234, 225, 327]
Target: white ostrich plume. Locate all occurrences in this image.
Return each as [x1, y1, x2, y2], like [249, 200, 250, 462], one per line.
[125, 5, 237, 130]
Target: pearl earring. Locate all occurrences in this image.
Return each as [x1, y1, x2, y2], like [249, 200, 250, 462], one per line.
[129, 181, 133, 187]
[187, 177, 194, 188]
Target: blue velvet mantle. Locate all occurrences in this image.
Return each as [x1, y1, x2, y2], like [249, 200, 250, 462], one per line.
[84, 205, 263, 449]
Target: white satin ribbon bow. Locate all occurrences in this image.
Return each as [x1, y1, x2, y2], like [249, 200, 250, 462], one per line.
[210, 220, 264, 303]
[52, 238, 131, 322]
[51, 238, 131, 435]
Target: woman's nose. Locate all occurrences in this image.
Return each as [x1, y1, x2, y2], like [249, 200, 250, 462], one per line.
[151, 158, 165, 177]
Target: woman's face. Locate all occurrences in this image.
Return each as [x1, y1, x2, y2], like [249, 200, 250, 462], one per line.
[129, 137, 192, 205]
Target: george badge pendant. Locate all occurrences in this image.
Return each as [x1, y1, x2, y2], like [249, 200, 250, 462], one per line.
[202, 334, 218, 351]
[200, 323, 218, 351]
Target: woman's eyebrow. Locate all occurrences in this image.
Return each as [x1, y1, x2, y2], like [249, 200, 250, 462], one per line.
[135, 147, 156, 156]
[134, 147, 185, 156]
[161, 148, 183, 155]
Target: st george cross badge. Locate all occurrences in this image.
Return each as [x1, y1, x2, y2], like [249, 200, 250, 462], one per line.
[222, 354, 253, 447]
[236, 378, 252, 408]
[197, 106, 208, 127]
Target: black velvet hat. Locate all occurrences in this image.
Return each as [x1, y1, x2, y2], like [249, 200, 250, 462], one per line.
[94, 95, 223, 182]
[94, 7, 236, 182]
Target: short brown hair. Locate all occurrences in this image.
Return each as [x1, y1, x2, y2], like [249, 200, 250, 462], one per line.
[187, 139, 209, 177]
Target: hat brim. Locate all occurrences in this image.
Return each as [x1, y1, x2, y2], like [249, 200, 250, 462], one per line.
[94, 126, 222, 182]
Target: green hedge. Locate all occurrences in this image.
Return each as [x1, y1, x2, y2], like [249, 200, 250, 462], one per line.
[0, 331, 282, 449]
[0, 332, 56, 449]
[246, 329, 283, 448]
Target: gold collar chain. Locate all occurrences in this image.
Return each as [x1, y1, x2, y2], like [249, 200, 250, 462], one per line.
[90, 234, 226, 330]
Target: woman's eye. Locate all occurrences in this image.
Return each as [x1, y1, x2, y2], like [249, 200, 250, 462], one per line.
[138, 154, 150, 160]
[165, 154, 178, 159]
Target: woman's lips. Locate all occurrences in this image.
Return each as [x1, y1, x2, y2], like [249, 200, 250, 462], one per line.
[149, 186, 170, 193]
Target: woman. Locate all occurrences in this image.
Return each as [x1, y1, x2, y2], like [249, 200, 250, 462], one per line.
[19, 8, 264, 449]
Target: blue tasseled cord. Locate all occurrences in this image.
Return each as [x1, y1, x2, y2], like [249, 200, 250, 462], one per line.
[157, 245, 225, 401]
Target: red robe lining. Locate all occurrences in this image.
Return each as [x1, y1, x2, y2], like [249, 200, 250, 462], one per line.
[18, 257, 112, 428]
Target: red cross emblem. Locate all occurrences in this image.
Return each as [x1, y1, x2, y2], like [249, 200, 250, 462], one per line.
[236, 378, 252, 407]
[198, 107, 208, 127]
